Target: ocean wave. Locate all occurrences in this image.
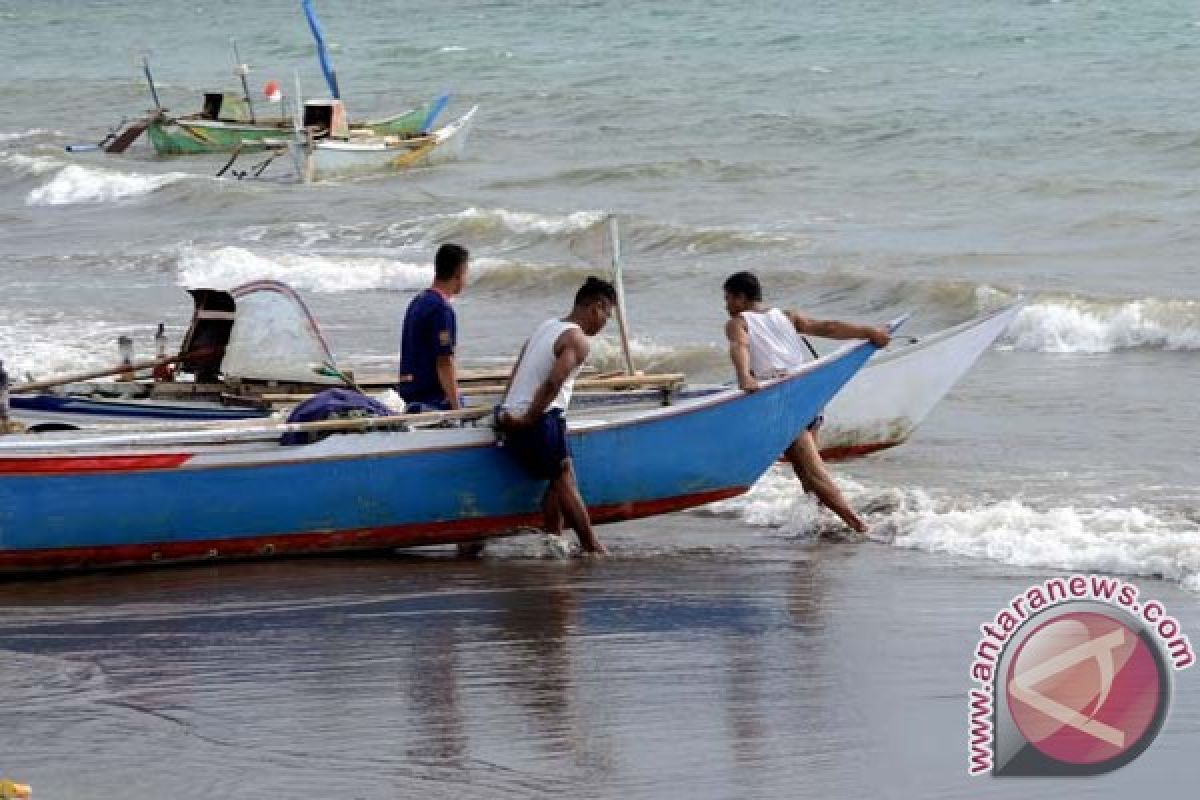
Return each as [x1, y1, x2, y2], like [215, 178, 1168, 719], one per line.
[0, 313, 126, 378]
[702, 470, 1200, 591]
[1003, 296, 1200, 353]
[0, 128, 59, 142]
[488, 159, 784, 189]
[175, 246, 541, 294]
[0, 151, 63, 178]
[177, 246, 435, 293]
[629, 219, 803, 256]
[27, 164, 191, 206]
[588, 336, 723, 375]
[449, 207, 608, 237]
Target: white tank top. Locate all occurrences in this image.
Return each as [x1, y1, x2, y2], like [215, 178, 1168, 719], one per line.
[742, 308, 811, 377]
[502, 318, 584, 414]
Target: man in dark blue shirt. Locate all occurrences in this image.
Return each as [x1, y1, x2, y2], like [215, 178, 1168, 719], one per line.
[398, 243, 469, 410]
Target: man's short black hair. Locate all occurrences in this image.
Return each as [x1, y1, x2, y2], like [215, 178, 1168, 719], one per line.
[434, 243, 469, 281]
[574, 276, 618, 308]
[723, 271, 762, 303]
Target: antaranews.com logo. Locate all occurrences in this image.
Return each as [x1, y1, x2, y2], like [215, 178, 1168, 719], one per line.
[968, 574, 1194, 776]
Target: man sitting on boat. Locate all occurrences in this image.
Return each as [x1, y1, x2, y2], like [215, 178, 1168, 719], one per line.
[722, 271, 890, 534]
[496, 277, 618, 556]
[398, 244, 469, 412]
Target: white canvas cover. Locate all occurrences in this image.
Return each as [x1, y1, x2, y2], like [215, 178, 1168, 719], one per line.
[221, 281, 342, 384]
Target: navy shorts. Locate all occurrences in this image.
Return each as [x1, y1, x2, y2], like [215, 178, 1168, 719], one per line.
[501, 409, 570, 480]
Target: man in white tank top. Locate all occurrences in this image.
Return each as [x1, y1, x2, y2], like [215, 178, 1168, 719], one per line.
[496, 277, 618, 555]
[723, 271, 890, 534]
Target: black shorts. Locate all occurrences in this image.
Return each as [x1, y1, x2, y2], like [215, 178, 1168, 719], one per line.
[501, 409, 570, 480]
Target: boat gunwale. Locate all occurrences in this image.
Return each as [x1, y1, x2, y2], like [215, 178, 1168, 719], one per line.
[0, 339, 871, 460]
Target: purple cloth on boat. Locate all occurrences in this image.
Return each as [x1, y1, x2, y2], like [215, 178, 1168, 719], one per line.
[281, 388, 396, 446]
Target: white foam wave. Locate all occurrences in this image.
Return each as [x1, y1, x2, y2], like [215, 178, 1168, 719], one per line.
[1004, 298, 1200, 353]
[0, 314, 126, 378]
[0, 128, 56, 142]
[454, 207, 607, 236]
[704, 469, 1200, 590]
[439, 45, 468, 53]
[178, 246, 429, 293]
[27, 165, 190, 206]
[0, 152, 63, 176]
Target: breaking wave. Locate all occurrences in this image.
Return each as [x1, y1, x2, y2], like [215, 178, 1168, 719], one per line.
[1003, 296, 1200, 353]
[447, 207, 608, 238]
[176, 246, 531, 293]
[27, 164, 191, 206]
[588, 336, 723, 375]
[0, 152, 63, 178]
[0, 313, 125, 378]
[703, 470, 1200, 591]
[0, 128, 58, 142]
[177, 246, 435, 293]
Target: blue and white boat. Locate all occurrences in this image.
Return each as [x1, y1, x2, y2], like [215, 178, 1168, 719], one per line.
[0, 338, 875, 573]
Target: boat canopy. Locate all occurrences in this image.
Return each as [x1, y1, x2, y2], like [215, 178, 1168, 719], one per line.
[178, 280, 342, 386]
[202, 92, 255, 123]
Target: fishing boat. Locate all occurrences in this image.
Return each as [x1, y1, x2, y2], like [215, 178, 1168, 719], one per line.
[144, 93, 438, 156]
[82, 0, 467, 161]
[0, 339, 875, 573]
[6, 282, 1020, 462]
[286, 100, 477, 182]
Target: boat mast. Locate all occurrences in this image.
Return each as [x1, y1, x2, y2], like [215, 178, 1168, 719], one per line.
[231, 39, 257, 123]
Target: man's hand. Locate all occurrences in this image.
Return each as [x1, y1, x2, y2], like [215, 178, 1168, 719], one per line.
[866, 327, 891, 348]
[496, 410, 531, 431]
[739, 377, 761, 393]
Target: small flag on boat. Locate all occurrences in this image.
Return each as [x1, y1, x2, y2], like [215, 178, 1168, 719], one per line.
[264, 79, 282, 103]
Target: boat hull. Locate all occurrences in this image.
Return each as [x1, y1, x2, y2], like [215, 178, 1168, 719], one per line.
[0, 340, 873, 572]
[302, 106, 477, 181]
[146, 106, 430, 156]
[815, 302, 1019, 459]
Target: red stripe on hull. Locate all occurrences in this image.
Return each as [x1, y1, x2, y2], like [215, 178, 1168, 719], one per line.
[0, 453, 192, 475]
[0, 486, 745, 574]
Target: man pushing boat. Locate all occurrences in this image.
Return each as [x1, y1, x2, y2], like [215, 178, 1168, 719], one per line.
[722, 271, 890, 534]
[496, 277, 619, 556]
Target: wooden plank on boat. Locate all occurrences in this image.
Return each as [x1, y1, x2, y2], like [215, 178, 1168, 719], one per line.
[254, 373, 686, 406]
[0, 406, 496, 452]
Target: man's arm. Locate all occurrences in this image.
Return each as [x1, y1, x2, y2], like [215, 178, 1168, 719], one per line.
[786, 311, 890, 348]
[434, 305, 460, 409]
[516, 329, 589, 426]
[725, 316, 759, 392]
[435, 354, 460, 410]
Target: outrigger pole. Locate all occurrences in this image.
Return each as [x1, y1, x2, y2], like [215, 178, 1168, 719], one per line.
[142, 55, 162, 112]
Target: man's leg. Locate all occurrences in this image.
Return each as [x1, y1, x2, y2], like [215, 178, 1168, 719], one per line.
[784, 431, 867, 533]
[542, 485, 564, 535]
[551, 459, 607, 554]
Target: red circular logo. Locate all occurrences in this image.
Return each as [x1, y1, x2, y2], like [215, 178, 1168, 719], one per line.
[1006, 611, 1164, 766]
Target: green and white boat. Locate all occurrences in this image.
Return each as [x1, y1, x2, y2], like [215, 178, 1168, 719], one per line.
[145, 92, 434, 156]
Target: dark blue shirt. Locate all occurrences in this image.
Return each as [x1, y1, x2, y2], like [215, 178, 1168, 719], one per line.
[398, 289, 456, 405]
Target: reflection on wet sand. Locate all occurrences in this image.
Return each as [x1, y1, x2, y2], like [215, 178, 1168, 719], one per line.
[0, 539, 879, 800]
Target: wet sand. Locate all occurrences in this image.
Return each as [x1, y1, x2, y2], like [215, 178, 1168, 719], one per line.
[2, 514, 1197, 799]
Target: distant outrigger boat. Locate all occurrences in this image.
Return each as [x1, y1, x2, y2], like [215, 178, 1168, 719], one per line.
[144, 92, 438, 156]
[84, 1, 467, 162]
